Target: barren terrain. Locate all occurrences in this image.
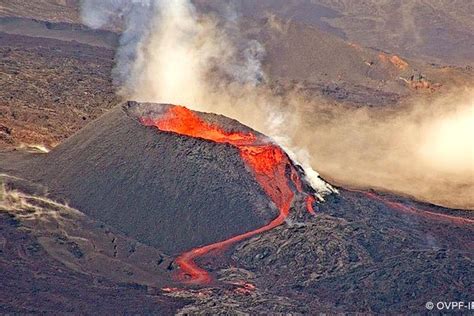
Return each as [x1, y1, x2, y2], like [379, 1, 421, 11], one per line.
[0, 1, 473, 314]
[1, 1, 473, 148]
[0, 31, 117, 148]
[1, 103, 473, 313]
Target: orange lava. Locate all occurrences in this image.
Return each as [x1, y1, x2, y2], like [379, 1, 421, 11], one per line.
[141, 105, 316, 284]
[141, 106, 256, 145]
[362, 191, 474, 225]
[306, 195, 317, 215]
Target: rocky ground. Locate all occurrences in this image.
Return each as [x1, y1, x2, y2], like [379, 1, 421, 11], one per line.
[0, 31, 118, 148]
[1, 175, 472, 314]
[198, 0, 474, 66]
[1, 106, 472, 313]
[0, 0, 80, 24]
[0, 1, 473, 314]
[0, 183, 188, 314]
[231, 190, 474, 313]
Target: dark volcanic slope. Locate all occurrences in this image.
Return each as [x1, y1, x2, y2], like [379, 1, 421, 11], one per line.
[0, 211, 186, 314]
[0, 31, 117, 148]
[1, 102, 472, 313]
[231, 188, 473, 312]
[16, 102, 277, 255]
[198, 0, 474, 66]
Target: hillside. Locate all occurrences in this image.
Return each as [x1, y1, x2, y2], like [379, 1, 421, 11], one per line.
[198, 0, 474, 66]
[0, 2, 472, 313]
[1, 103, 472, 312]
[0, 0, 79, 23]
[1, 1, 472, 149]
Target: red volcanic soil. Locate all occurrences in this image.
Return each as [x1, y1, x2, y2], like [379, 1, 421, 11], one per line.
[141, 105, 318, 283]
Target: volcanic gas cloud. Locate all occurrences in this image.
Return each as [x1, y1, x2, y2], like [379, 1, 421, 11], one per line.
[141, 105, 319, 283]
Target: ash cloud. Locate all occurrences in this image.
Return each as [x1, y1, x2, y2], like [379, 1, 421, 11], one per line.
[81, 1, 474, 209]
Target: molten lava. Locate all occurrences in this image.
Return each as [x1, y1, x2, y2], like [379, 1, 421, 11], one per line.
[306, 195, 317, 215]
[360, 191, 474, 225]
[141, 106, 256, 145]
[141, 105, 317, 284]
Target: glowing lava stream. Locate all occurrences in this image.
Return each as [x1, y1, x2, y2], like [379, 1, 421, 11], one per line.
[359, 191, 474, 225]
[141, 105, 316, 284]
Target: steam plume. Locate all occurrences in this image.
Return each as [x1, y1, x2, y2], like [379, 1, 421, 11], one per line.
[81, 0, 333, 195]
[81, 0, 474, 209]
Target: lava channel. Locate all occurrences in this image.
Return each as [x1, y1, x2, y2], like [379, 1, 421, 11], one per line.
[358, 190, 474, 225]
[141, 105, 317, 284]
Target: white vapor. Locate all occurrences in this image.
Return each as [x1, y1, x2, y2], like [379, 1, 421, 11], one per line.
[80, 0, 334, 196]
[81, 0, 473, 209]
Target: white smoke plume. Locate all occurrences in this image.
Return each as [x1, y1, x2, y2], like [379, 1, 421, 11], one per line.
[81, 0, 334, 196]
[81, 0, 473, 208]
[81, 0, 157, 88]
[82, 0, 265, 99]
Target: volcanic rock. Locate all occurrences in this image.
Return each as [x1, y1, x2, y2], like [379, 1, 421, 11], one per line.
[0, 207, 186, 314]
[11, 102, 303, 255]
[1, 102, 473, 313]
[230, 189, 474, 312]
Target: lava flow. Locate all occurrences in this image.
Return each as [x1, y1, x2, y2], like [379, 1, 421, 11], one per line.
[359, 190, 474, 225]
[141, 105, 317, 284]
